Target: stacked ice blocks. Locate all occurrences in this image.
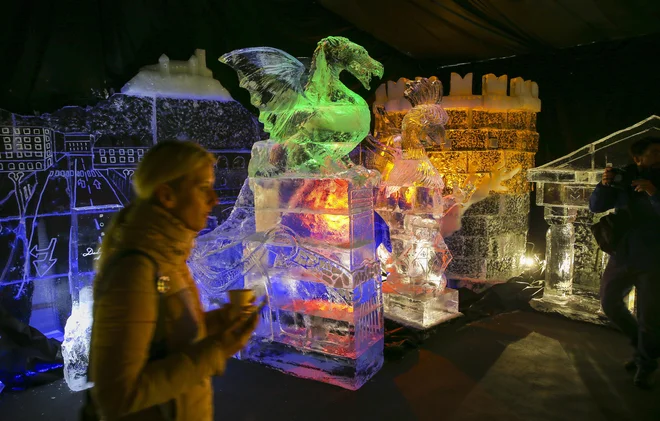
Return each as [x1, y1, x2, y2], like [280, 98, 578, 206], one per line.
[240, 174, 384, 390]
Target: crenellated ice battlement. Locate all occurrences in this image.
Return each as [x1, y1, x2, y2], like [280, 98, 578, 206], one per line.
[374, 73, 540, 113]
[445, 73, 540, 112]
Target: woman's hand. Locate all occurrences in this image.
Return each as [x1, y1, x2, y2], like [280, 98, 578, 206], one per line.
[215, 309, 260, 356]
[204, 306, 232, 337]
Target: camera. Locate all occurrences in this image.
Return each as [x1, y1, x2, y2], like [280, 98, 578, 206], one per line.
[609, 167, 627, 189]
[609, 164, 644, 190]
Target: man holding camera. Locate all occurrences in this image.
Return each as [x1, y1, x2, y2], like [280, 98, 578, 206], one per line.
[589, 136, 660, 389]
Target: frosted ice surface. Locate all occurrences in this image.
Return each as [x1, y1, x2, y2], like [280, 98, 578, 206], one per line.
[122, 49, 233, 101]
[62, 286, 94, 391]
[190, 179, 256, 307]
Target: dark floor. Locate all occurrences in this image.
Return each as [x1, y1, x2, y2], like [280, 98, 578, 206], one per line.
[1, 310, 659, 421]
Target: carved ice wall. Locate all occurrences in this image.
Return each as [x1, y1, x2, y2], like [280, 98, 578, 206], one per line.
[0, 50, 261, 391]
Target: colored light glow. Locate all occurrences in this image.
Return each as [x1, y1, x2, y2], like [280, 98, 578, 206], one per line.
[282, 298, 353, 321]
[403, 186, 415, 205]
[220, 36, 384, 390]
[520, 255, 536, 268]
[295, 179, 351, 245]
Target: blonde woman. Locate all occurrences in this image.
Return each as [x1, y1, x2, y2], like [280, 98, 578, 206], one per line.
[86, 140, 258, 420]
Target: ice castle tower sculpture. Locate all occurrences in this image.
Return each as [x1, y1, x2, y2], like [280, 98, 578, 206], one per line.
[368, 73, 540, 286]
[436, 73, 540, 283]
[219, 36, 385, 390]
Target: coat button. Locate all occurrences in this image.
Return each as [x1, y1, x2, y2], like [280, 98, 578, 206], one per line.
[157, 276, 171, 293]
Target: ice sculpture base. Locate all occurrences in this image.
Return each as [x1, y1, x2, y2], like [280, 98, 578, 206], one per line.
[530, 294, 609, 326]
[383, 287, 462, 329]
[240, 338, 383, 390]
[241, 273, 384, 390]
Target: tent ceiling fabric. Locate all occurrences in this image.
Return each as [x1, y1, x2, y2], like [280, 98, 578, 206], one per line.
[1, 0, 658, 114]
[319, 0, 660, 60]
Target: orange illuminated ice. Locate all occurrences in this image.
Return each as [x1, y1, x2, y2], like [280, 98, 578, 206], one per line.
[284, 299, 354, 321]
[295, 179, 351, 246]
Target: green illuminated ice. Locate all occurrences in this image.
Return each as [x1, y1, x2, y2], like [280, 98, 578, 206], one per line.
[220, 36, 383, 174]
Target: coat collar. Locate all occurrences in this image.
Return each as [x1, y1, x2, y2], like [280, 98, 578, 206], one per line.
[113, 200, 197, 265]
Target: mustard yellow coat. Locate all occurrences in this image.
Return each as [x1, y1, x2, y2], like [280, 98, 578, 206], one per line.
[89, 202, 226, 421]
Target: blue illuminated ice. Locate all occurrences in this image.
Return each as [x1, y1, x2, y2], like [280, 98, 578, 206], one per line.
[190, 165, 384, 390]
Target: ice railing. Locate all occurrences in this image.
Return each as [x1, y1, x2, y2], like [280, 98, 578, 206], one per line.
[528, 115, 660, 185]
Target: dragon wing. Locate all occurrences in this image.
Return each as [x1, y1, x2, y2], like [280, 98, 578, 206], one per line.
[220, 47, 307, 113]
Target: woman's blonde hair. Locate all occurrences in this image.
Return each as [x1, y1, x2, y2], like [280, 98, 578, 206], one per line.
[96, 140, 215, 271]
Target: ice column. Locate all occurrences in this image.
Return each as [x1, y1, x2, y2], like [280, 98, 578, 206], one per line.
[543, 206, 576, 298]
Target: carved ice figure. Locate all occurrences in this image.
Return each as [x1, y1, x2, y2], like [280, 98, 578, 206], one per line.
[62, 286, 94, 391]
[220, 36, 383, 174]
[369, 77, 459, 328]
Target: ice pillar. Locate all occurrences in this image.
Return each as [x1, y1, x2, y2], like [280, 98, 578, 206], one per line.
[543, 206, 576, 298]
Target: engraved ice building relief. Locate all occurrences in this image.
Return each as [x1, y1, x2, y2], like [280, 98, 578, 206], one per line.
[0, 49, 260, 391]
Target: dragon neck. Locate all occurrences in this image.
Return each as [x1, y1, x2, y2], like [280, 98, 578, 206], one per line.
[306, 48, 352, 100]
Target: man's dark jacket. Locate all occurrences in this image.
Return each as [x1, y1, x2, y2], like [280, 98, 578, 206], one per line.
[589, 164, 660, 270]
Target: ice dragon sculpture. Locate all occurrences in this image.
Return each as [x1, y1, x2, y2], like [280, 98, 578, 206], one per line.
[220, 36, 384, 174]
[190, 37, 386, 389]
